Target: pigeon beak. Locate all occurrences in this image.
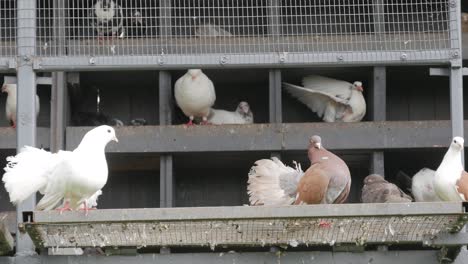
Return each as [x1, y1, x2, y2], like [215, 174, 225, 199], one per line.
[112, 136, 119, 143]
[314, 142, 321, 149]
[357, 86, 364, 92]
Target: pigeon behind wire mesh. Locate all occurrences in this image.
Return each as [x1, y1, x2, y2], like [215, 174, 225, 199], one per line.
[91, 0, 124, 40]
[195, 23, 233, 37]
[125, 10, 146, 37]
[2, 83, 40, 128]
[208, 101, 254, 125]
[283, 75, 366, 122]
[2, 125, 118, 213]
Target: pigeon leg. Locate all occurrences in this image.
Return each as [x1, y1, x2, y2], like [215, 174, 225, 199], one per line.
[185, 116, 195, 126]
[200, 116, 211, 125]
[78, 201, 96, 216]
[55, 200, 73, 214]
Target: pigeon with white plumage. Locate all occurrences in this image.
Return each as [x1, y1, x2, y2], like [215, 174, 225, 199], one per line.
[2, 125, 118, 214]
[283, 75, 366, 122]
[91, 0, 124, 42]
[208, 101, 254, 125]
[174, 69, 216, 125]
[2, 83, 40, 128]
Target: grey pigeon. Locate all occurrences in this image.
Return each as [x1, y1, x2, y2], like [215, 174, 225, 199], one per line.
[361, 174, 412, 203]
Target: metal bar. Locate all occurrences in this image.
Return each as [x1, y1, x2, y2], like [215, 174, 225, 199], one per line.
[267, 0, 281, 36]
[159, 71, 173, 208]
[52, 0, 66, 56]
[370, 66, 386, 176]
[16, 0, 37, 255]
[269, 69, 282, 123]
[159, 0, 172, 37]
[66, 121, 468, 153]
[34, 50, 455, 71]
[0, 251, 453, 264]
[372, 0, 385, 35]
[450, 66, 464, 165]
[30, 202, 466, 223]
[0, 128, 51, 149]
[50, 72, 66, 152]
[430, 68, 468, 76]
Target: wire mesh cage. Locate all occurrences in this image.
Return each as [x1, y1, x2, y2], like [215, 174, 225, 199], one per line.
[31, 0, 462, 67]
[0, 0, 16, 58]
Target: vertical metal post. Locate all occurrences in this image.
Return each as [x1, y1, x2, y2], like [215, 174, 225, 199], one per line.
[16, 0, 37, 255]
[370, 67, 386, 176]
[372, 0, 385, 35]
[50, 72, 67, 152]
[269, 69, 282, 158]
[450, 66, 464, 164]
[159, 0, 172, 37]
[159, 71, 174, 208]
[267, 0, 281, 36]
[53, 0, 66, 56]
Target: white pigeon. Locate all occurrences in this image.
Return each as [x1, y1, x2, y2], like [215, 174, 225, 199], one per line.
[247, 157, 304, 206]
[92, 0, 124, 41]
[434, 137, 468, 201]
[208, 101, 254, 125]
[2, 83, 40, 128]
[195, 23, 233, 37]
[283, 75, 366, 122]
[2, 125, 118, 213]
[174, 69, 216, 125]
[411, 168, 442, 202]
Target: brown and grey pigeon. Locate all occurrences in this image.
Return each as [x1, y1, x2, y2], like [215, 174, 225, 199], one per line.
[434, 137, 468, 201]
[361, 174, 412, 203]
[295, 135, 351, 204]
[247, 135, 351, 206]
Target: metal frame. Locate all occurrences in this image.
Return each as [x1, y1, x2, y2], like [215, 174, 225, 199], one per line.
[0, 250, 463, 264]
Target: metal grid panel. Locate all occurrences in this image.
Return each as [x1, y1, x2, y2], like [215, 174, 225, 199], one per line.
[33, 0, 458, 67]
[27, 215, 462, 249]
[0, 0, 16, 58]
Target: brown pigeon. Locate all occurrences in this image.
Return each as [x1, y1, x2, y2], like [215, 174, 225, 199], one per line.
[294, 135, 351, 204]
[361, 174, 412, 203]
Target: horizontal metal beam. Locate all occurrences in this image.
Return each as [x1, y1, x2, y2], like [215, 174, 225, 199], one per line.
[0, 128, 50, 149]
[66, 121, 463, 153]
[2, 76, 52, 85]
[430, 67, 468, 76]
[0, 250, 459, 264]
[30, 202, 466, 223]
[34, 50, 453, 71]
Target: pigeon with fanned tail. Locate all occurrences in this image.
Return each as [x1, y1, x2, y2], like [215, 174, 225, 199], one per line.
[283, 75, 366, 122]
[411, 168, 442, 202]
[247, 135, 351, 207]
[208, 101, 253, 125]
[2, 83, 40, 128]
[361, 174, 412, 203]
[434, 137, 468, 201]
[174, 69, 216, 125]
[247, 158, 304, 206]
[2, 125, 118, 214]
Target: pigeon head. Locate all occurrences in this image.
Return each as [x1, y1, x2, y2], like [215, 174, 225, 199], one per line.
[77, 125, 119, 151]
[101, 0, 112, 8]
[132, 10, 143, 25]
[309, 135, 322, 150]
[451, 136, 464, 151]
[236, 101, 251, 115]
[188, 69, 203, 80]
[352, 81, 364, 92]
[1, 84, 15, 94]
[363, 174, 386, 185]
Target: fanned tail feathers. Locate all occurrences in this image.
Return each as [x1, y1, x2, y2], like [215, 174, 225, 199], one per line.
[2, 146, 56, 205]
[247, 157, 302, 206]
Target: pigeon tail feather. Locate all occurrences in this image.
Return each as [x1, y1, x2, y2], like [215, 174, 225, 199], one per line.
[2, 146, 58, 204]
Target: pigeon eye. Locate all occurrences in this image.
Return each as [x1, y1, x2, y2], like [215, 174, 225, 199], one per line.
[454, 140, 457, 143]
[107, 129, 111, 133]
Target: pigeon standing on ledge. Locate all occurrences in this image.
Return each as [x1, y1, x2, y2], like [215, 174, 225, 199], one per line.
[174, 69, 216, 125]
[2, 83, 40, 128]
[434, 137, 468, 201]
[208, 101, 254, 125]
[361, 174, 412, 203]
[3, 125, 118, 214]
[283, 75, 366, 122]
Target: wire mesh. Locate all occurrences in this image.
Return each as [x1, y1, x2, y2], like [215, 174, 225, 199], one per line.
[28, 215, 461, 249]
[0, 0, 17, 57]
[31, 0, 460, 65]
